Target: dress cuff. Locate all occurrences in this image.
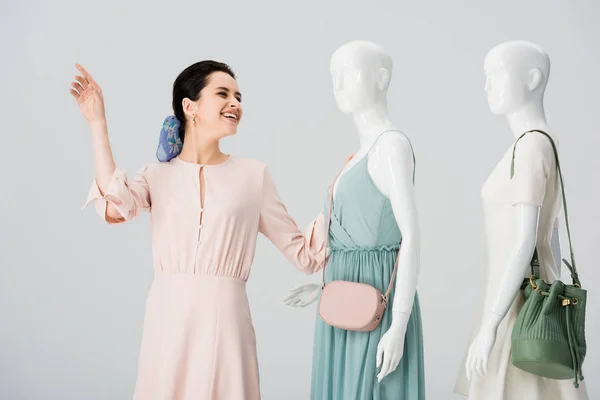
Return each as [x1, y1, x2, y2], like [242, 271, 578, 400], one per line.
[81, 168, 134, 223]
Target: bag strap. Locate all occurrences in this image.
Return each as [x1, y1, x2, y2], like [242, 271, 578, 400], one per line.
[321, 131, 415, 302]
[509, 129, 580, 287]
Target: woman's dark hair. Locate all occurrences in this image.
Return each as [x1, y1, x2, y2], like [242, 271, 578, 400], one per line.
[172, 60, 236, 142]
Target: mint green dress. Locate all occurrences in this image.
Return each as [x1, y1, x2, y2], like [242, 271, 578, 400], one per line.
[310, 134, 425, 400]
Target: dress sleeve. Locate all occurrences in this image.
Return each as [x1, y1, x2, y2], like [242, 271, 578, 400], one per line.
[81, 165, 151, 224]
[510, 135, 551, 207]
[258, 166, 326, 274]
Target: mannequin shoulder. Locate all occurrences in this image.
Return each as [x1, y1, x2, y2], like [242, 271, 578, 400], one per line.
[515, 132, 555, 161]
[518, 132, 554, 151]
[371, 130, 414, 163]
[368, 131, 415, 189]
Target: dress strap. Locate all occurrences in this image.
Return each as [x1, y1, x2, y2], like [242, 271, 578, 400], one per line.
[365, 130, 416, 183]
[349, 130, 416, 182]
[321, 129, 415, 295]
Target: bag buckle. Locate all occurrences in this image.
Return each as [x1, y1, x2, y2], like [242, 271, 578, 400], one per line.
[562, 298, 579, 307]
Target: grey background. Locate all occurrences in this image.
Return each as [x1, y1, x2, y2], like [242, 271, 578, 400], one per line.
[1, 0, 598, 399]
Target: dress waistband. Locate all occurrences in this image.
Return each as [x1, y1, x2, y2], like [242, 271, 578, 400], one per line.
[330, 244, 400, 252]
[153, 271, 247, 284]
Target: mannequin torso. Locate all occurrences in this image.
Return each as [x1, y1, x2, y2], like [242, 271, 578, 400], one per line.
[284, 41, 425, 399]
[455, 40, 588, 400]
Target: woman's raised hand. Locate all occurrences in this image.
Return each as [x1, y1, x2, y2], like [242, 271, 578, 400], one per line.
[70, 64, 106, 124]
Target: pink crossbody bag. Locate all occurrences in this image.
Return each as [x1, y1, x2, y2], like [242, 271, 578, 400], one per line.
[317, 166, 400, 332]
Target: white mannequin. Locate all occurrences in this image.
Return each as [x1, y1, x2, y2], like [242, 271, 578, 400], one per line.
[465, 41, 564, 381]
[282, 40, 421, 382]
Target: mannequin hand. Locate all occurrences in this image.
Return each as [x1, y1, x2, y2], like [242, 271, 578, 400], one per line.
[282, 283, 321, 307]
[465, 312, 502, 381]
[70, 64, 106, 124]
[376, 313, 408, 382]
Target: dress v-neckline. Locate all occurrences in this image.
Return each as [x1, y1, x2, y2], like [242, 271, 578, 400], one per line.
[331, 155, 367, 212]
[331, 130, 397, 205]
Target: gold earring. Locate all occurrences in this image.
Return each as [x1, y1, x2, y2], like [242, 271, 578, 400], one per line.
[192, 115, 196, 124]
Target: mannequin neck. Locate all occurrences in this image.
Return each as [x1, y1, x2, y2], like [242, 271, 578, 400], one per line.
[506, 100, 551, 139]
[352, 100, 397, 151]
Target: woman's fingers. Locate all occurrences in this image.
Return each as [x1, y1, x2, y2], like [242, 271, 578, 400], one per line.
[70, 74, 91, 102]
[75, 64, 97, 86]
[71, 81, 85, 94]
[74, 75, 89, 89]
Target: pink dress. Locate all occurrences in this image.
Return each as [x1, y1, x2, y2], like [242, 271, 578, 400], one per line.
[82, 155, 326, 399]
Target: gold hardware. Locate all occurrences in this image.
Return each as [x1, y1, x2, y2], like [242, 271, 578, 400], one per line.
[530, 275, 538, 289]
[562, 298, 578, 306]
[574, 283, 581, 288]
[537, 289, 544, 297]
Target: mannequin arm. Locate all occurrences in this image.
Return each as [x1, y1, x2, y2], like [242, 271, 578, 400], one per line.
[370, 132, 419, 381]
[467, 133, 552, 380]
[374, 132, 419, 316]
[487, 203, 539, 319]
[466, 203, 539, 380]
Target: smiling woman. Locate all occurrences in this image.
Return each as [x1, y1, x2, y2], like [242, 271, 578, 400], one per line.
[172, 61, 242, 144]
[72, 60, 328, 399]
[155, 61, 243, 163]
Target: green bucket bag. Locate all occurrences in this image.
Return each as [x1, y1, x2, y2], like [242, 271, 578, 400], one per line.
[510, 130, 586, 388]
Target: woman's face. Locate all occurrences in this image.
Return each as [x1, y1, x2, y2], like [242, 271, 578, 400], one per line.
[190, 71, 242, 138]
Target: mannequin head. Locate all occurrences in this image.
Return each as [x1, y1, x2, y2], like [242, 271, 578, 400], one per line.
[484, 41, 550, 115]
[330, 40, 392, 114]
